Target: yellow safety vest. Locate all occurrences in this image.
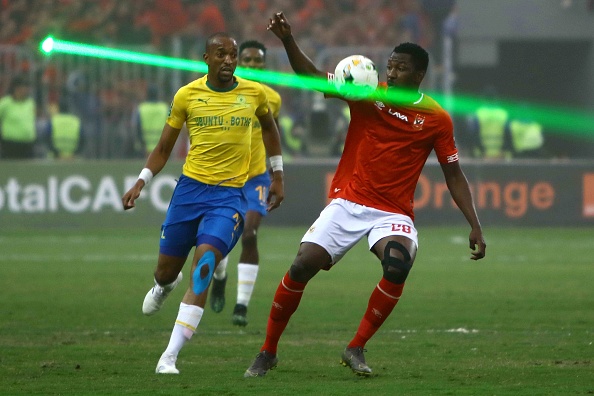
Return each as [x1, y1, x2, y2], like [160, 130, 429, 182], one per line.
[138, 102, 168, 152]
[475, 106, 509, 158]
[0, 96, 36, 142]
[509, 120, 543, 152]
[51, 113, 81, 157]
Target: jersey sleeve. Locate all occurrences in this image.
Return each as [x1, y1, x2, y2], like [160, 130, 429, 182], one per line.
[433, 111, 459, 164]
[165, 86, 188, 129]
[254, 85, 270, 117]
[270, 91, 281, 119]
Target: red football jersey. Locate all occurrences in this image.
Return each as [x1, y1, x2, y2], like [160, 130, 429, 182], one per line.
[329, 83, 458, 220]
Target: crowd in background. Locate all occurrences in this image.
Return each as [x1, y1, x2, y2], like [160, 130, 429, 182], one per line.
[0, 0, 580, 161]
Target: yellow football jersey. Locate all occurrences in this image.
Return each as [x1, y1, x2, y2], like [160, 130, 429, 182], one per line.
[167, 75, 269, 187]
[247, 84, 281, 179]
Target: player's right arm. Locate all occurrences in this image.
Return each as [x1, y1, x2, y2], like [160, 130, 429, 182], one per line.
[122, 123, 181, 210]
[267, 12, 326, 80]
[122, 88, 187, 210]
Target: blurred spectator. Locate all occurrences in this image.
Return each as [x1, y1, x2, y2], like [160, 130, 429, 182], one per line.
[466, 85, 512, 160]
[65, 69, 102, 158]
[131, 83, 169, 157]
[0, 75, 36, 159]
[507, 105, 546, 159]
[330, 104, 350, 157]
[421, 0, 456, 64]
[278, 113, 307, 160]
[45, 96, 84, 160]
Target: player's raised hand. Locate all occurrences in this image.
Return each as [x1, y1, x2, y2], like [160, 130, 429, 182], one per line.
[267, 12, 292, 40]
[469, 228, 486, 260]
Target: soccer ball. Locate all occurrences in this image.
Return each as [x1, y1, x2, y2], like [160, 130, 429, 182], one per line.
[333, 55, 379, 99]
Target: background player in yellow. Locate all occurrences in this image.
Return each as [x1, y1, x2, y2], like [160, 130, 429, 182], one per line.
[210, 40, 283, 327]
[121, 32, 285, 374]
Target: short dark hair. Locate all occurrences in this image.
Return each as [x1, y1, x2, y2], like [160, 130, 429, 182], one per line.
[205, 32, 235, 50]
[392, 42, 429, 72]
[239, 40, 267, 58]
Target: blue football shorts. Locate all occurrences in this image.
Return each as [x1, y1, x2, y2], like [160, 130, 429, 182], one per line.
[243, 171, 271, 216]
[159, 175, 247, 258]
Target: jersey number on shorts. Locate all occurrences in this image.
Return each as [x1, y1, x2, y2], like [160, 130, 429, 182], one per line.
[255, 185, 268, 205]
[392, 224, 412, 233]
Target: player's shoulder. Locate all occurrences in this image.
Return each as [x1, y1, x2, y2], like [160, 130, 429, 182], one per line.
[261, 84, 281, 101]
[176, 76, 207, 96]
[417, 93, 451, 118]
[236, 76, 265, 90]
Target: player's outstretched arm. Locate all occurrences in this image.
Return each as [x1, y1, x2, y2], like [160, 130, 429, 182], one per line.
[267, 12, 326, 80]
[122, 124, 181, 210]
[440, 161, 486, 260]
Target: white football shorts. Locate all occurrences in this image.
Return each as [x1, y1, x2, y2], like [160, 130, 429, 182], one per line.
[301, 198, 418, 265]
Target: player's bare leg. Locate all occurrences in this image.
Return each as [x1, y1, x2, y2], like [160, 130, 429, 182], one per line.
[245, 243, 330, 377]
[156, 244, 222, 374]
[233, 210, 262, 326]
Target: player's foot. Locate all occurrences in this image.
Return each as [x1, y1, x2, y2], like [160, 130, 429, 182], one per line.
[142, 272, 183, 315]
[244, 351, 278, 377]
[340, 346, 372, 376]
[232, 303, 248, 327]
[155, 353, 179, 374]
[210, 275, 227, 313]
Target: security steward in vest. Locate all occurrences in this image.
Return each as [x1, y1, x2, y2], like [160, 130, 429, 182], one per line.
[48, 99, 83, 159]
[508, 115, 545, 158]
[134, 84, 169, 157]
[468, 87, 513, 159]
[0, 75, 36, 159]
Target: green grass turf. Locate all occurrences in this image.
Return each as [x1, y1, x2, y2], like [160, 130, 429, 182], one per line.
[0, 226, 592, 395]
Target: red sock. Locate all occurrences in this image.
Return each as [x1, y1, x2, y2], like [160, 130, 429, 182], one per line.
[347, 278, 404, 349]
[261, 272, 307, 355]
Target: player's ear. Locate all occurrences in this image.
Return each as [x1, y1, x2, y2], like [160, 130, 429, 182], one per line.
[203, 53, 209, 64]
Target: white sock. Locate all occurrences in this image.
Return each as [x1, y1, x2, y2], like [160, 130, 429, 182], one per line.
[213, 256, 228, 280]
[163, 303, 204, 358]
[237, 263, 259, 306]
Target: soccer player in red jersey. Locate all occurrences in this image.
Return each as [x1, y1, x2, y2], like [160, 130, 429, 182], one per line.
[245, 12, 486, 378]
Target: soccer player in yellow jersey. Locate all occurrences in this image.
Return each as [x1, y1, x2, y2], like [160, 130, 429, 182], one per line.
[210, 40, 283, 327]
[121, 32, 285, 374]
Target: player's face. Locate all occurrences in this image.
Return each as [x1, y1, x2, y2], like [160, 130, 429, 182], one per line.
[239, 47, 265, 70]
[204, 37, 238, 86]
[386, 53, 424, 89]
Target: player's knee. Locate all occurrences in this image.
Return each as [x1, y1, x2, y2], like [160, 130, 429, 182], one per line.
[192, 251, 216, 295]
[289, 245, 330, 282]
[381, 241, 412, 284]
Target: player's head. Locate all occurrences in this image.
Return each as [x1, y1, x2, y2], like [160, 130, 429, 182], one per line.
[204, 32, 238, 86]
[239, 40, 267, 70]
[387, 42, 429, 89]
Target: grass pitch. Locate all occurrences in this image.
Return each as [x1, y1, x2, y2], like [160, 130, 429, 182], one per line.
[0, 226, 592, 395]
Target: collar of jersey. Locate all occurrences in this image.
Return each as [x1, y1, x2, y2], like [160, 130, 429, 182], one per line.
[206, 79, 238, 92]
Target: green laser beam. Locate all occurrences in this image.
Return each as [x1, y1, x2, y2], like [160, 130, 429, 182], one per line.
[40, 36, 594, 136]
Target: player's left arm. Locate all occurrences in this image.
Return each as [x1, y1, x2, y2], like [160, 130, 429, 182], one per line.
[441, 161, 486, 260]
[257, 109, 284, 211]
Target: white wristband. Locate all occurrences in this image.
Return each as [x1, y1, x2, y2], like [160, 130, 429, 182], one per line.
[138, 168, 153, 185]
[269, 155, 283, 172]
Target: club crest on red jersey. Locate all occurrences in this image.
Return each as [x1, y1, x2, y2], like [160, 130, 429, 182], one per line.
[413, 114, 425, 130]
